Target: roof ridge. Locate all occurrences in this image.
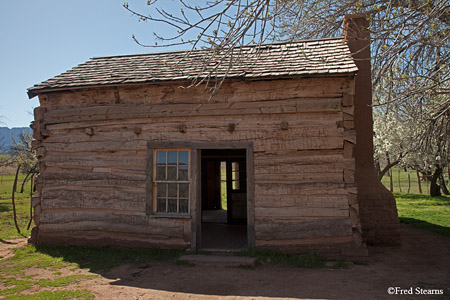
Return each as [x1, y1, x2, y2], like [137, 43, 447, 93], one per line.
[91, 36, 345, 60]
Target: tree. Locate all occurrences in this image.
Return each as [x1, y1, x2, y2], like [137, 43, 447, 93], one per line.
[373, 107, 409, 179]
[6, 132, 39, 193]
[124, 1, 449, 101]
[124, 0, 449, 195]
[4, 132, 38, 235]
[373, 92, 449, 196]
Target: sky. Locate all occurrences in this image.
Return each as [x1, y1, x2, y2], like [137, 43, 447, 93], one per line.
[0, 0, 181, 128]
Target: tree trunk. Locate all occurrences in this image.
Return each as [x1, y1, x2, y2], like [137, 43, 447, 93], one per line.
[379, 152, 401, 180]
[27, 174, 35, 230]
[19, 172, 31, 193]
[439, 174, 449, 195]
[407, 173, 411, 194]
[398, 169, 402, 192]
[375, 161, 381, 177]
[12, 165, 22, 234]
[430, 167, 443, 197]
[389, 169, 394, 192]
[416, 170, 422, 194]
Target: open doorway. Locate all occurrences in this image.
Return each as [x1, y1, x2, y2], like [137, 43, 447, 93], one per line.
[200, 149, 247, 250]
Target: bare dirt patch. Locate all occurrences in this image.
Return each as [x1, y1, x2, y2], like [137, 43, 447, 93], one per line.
[0, 238, 27, 260]
[1, 224, 449, 300]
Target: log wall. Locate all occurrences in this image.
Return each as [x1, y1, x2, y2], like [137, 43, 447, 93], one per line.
[31, 77, 366, 255]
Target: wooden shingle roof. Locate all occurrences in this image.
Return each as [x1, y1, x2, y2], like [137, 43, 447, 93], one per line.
[28, 37, 358, 98]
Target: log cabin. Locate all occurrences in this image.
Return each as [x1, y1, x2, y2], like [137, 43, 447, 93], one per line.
[27, 15, 400, 258]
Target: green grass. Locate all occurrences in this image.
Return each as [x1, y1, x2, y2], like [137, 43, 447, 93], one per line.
[0, 245, 98, 298]
[395, 193, 450, 238]
[0, 173, 34, 239]
[221, 163, 227, 210]
[2, 290, 95, 300]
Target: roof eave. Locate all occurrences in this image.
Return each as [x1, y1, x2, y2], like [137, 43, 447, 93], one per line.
[27, 71, 358, 99]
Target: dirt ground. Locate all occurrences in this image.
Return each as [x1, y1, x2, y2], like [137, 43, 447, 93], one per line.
[2, 224, 450, 300]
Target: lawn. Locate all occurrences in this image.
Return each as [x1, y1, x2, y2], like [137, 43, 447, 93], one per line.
[395, 193, 450, 238]
[0, 173, 34, 239]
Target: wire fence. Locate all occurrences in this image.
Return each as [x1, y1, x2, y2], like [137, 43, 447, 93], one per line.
[381, 168, 450, 195]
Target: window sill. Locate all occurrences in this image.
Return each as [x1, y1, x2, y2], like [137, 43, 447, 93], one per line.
[149, 213, 191, 219]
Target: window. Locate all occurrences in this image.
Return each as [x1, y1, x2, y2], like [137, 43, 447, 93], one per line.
[153, 149, 190, 215]
[232, 162, 240, 190]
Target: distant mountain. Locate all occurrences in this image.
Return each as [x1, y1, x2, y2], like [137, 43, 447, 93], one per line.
[0, 127, 33, 154]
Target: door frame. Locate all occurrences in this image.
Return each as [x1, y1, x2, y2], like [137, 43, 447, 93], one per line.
[192, 141, 254, 251]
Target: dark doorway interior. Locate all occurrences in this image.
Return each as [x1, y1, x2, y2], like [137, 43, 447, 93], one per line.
[201, 149, 247, 250]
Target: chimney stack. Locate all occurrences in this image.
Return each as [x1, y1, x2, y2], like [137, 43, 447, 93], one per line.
[343, 15, 400, 246]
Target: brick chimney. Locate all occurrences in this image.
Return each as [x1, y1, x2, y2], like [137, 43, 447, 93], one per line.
[343, 15, 400, 246]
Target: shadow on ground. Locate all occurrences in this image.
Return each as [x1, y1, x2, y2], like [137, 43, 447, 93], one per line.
[0, 202, 11, 212]
[34, 224, 450, 299]
[400, 217, 450, 239]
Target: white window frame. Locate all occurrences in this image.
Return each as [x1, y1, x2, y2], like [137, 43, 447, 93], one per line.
[152, 149, 190, 215]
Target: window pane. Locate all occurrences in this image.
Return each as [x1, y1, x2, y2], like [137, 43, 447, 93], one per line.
[152, 149, 190, 215]
[179, 166, 188, 181]
[156, 166, 166, 180]
[168, 198, 177, 213]
[156, 151, 166, 165]
[157, 183, 166, 197]
[179, 151, 189, 165]
[168, 151, 177, 165]
[179, 183, 189, 198]
[167, 166, 177, 180]
[157, 198, 166, 212]
[179, 199, 189, 214]
[233, 180, 240, 190]
[168, 183, 177, 197]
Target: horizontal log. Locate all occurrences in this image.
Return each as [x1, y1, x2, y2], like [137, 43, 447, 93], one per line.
[41, 77, 353, 109]
[38, 220, 184, 239]
[36, 230, 189, 248]
[255, 218, 352, 241]
[254, 172, 343, 183]
[254, 161, 354, 174]
[255, 194, 349, 209]
[255, 206, 349, 218]
[42, 122, 343, 145]
[46, 111, 342, 131]
[254, 150, 345, 165]
[39, 209, 188, 227]
[43, 97, 343, 125]
[255, 182, 355, 195]
[44, 165, 146, 177]
[255, 235, 353, 247]
[43, 150, 146, 169]
[41, 171, 146, 182]
[40, 129, 344, 153]
[41, 188, 145, 211]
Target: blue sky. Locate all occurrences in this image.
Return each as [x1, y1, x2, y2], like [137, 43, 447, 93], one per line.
[0, 0, 180, 128]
